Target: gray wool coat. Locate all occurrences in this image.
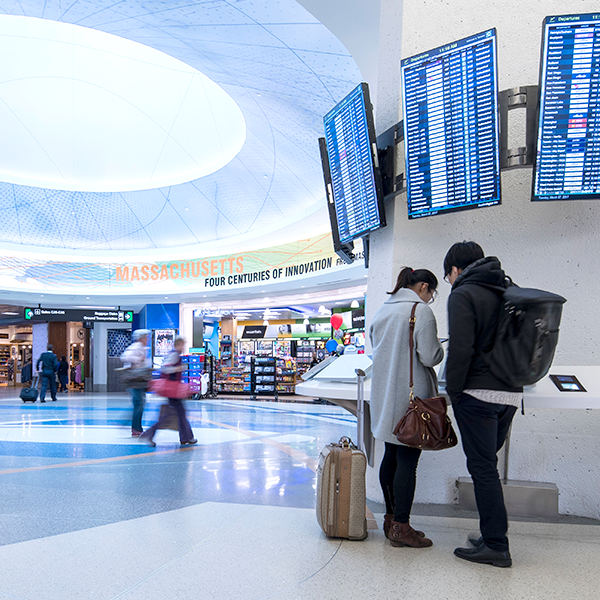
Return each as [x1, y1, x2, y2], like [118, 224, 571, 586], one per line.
[369, 288, 444, 445]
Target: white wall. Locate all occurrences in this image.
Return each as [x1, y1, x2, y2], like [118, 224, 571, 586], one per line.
[179, 305, 194, 354]
[32, 322, 48, 369]
[366, 0, 600, 518]
[296, 0, 382, 98]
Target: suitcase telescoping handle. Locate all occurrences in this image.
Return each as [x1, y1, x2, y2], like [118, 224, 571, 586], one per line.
[355, 368, 366, 453]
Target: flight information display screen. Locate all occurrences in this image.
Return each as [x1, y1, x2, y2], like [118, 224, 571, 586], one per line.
[533, 13, 600, 201]
[323, 83, 385, 244]
[401, 29, 501, 219]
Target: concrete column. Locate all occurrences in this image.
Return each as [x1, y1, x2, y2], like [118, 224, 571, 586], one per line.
[365, 0, 600, 518]
[32, 323, 48, 371]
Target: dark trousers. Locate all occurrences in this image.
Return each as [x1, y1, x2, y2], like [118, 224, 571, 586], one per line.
[453, 393, 517, 552]
[144, 398, 194, 443]
[129, 388, 146, 432]
[379, 442, 422, 523]
[59, 374, 68, 391]
[40, 374, 57, 402]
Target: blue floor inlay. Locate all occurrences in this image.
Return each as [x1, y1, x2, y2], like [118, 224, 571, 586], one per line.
[0, 391, 356, 547]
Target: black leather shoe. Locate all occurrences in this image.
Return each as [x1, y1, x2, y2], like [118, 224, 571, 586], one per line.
[454, 543, 512, 568]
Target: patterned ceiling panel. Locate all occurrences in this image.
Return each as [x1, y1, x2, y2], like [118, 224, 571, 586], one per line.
[0, 0, 362, 252]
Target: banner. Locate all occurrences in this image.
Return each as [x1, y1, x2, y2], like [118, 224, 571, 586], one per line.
[0, 235, 364, 293]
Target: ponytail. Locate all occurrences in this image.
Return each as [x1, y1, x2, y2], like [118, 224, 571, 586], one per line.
[388, 267, 438, 295]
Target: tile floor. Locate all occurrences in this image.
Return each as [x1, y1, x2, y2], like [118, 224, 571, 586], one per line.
[0, 388, 598, 599]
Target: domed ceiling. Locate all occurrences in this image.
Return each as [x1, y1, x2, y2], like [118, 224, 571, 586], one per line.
[0, 0, 363, 254]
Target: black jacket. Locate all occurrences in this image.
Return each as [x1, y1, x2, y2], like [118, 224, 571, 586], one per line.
[446, 256, 523, 403]
[58, 360, 69, 376]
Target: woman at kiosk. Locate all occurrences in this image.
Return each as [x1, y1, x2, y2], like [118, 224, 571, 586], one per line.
[369, 267, 444, 548]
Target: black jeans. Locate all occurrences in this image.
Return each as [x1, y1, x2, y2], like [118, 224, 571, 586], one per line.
[453, 393, 517, 552]
[379, 442, 422, 523]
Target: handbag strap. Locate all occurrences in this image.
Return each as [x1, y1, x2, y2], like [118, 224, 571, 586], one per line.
[408, 303, 418, 401]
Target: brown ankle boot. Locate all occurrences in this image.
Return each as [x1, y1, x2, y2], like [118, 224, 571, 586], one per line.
[384, 514, 425, 539]
[389, 520, 432, 548]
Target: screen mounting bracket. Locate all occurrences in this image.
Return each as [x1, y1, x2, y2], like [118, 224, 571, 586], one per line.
[499, 85, 539, 170]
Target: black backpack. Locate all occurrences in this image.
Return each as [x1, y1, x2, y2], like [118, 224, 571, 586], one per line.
[484, 284, 567, 388]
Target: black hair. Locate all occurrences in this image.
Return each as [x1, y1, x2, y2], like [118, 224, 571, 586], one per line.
[61, 356, 66, 361]
[443, 241, 484, 276]
[388, 267, 438, 295]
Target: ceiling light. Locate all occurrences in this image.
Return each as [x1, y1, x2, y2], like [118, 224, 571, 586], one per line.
[351, 300, 360, 308]
[0, 15, 245, 192]
[2, 312, 18, 315]
[318, 305, 326, 313]
[76, 306, 113, 310]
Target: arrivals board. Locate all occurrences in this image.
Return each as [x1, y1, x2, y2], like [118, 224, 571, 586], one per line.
[323, 83, 386, 244]
[533, 13, 600, 201]
[401, 29, 501, 218]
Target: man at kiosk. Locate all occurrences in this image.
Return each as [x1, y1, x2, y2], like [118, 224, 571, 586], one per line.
[444, 242, 522, 568]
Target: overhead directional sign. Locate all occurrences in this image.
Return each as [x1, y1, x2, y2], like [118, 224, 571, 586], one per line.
[24, 308, 134, 323]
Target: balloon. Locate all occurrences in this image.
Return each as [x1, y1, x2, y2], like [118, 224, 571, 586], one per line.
[333, 329, 344, 340]
[336, 344, 345, 354]
[325, 339, 338, 353]
[330, 313, 344, 330]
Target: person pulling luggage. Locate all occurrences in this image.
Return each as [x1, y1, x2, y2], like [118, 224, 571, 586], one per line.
[36, 344, 59, 403]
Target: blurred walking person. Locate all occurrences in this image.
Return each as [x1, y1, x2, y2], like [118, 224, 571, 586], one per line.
[141, 336, 197, 447]
[121, 329, 152, 437]
[58, 356, 69, 392]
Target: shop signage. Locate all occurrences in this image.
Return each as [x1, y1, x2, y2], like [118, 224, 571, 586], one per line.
[242, 326, 267, 339]
[351, 309, 365, 329]
[24, 307, 134, 323]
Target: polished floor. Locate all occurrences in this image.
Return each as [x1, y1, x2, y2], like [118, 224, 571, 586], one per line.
[0, 388, 598, 599]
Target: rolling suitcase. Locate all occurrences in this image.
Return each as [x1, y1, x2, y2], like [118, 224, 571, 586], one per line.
[316, 436, 368, 540]
[20, 374, 39, 403]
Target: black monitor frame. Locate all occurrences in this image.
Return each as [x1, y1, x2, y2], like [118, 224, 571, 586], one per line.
[531, 13, 600, 202]
[401, 28, 502, 219]
[318, 137, 355, 264]
[321, 82, 386, 248]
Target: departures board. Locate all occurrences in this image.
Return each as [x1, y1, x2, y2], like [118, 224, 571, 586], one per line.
[322, 83, 385, 244]
[401, 29, 501, 219]
[533, 13, 600, 201]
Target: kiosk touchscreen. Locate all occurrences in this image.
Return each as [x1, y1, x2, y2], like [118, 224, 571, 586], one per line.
[549, 374, 587, 392]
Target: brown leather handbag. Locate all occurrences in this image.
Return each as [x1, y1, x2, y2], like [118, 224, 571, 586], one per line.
[393, 303, 458, 451]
